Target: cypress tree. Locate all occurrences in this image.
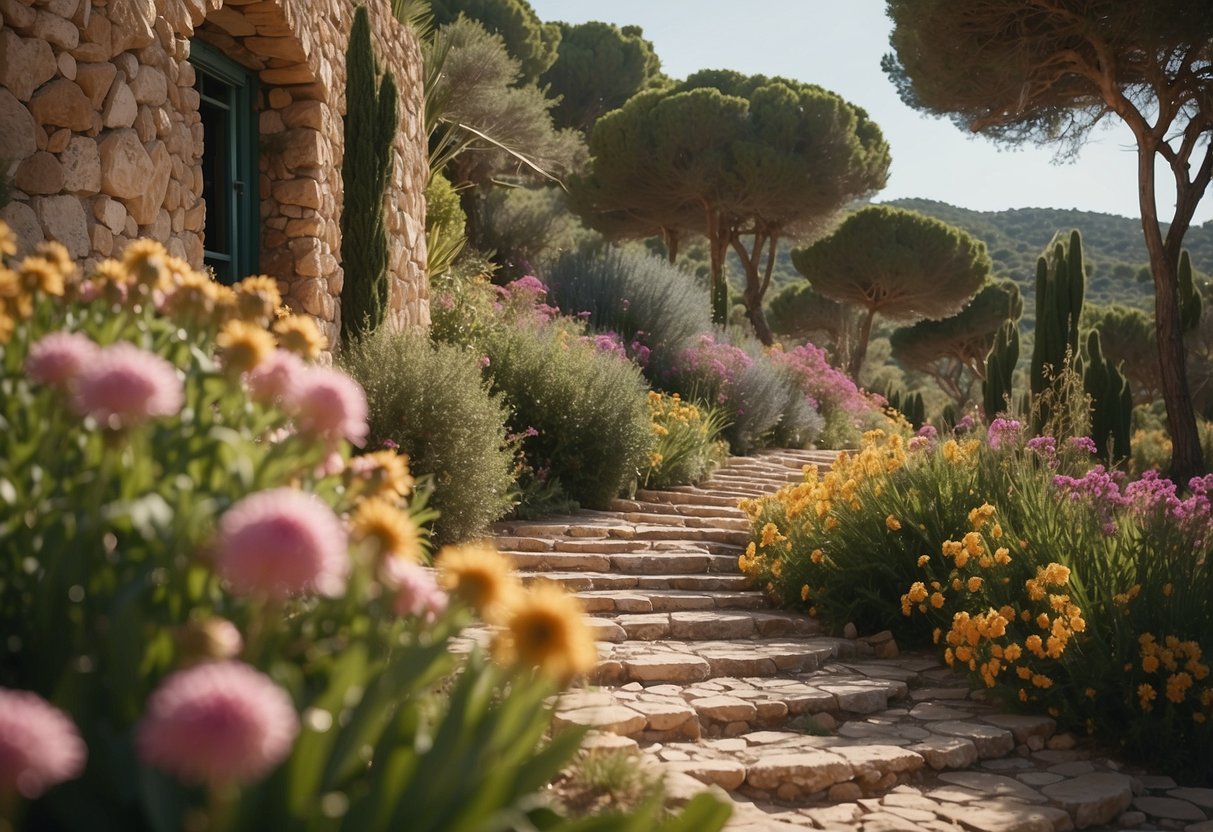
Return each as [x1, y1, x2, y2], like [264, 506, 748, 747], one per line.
[340, 5, 399, 343]
[983, 319, 1019, 419]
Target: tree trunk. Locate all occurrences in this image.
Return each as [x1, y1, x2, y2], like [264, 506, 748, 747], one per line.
[731, 231, 775, 345]
[1137, 147, 1205, 480]
[848, 306, 878, 381]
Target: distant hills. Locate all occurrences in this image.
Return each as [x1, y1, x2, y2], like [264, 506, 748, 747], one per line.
[745, 197, 1213, 317]
[883, 199, 1213, 314]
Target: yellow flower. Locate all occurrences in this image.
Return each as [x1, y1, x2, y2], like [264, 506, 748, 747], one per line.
[233, 274, 283, 325]
[917, 555, 930, 568]
[994, 547, 1011, 565]
[967, 576, 982, 592]
[1016, 665, 1032, 681]
[216, 319, 276, 375]
[954, 550, 970, 569]
[351, 497, 422, 562]
[122, 238, 169, 287]
[907, 582, 928, 603]
[649, 452, 664, 468]
[1036, 613, 1050, 630]
[438, 543, 520, 622]
[990, 523, 1003, 539]
[1026, 634, 1044, 657]
[1003, 643, 1022, 662]
[1031, 673, 1053, 689]
[930, 592, 945, 609]
[348, 449, 414, 499]
[962, 531, 983, 557]
[810, 548, 825, 564]
[801, 584, 811, 601]
[1166, 672, 1194, 704]
[1139, 683, 1157, 711]
[885, 515, 901, 531]
[494, 582, 597, 682]
[759, 522, 781, 548]
[274, 314, 327, 360]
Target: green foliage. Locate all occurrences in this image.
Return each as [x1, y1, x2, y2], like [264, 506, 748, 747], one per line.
[430, 0, 560, 81]
[545, 246, 714, 380]
[340, 329, 516, 545]
[1031, 231, 1085, 432]
[1181, 250, 1204, 331]
[482, 325, 653, 510]
[886, 388, 925, 429]
[640, 392, 729, 489]
[742, 425, 1213, 773]
[474, 185, 585, 279]
[767, 282, 851, 353]
[1083, 304, 1157, 404]
[983, 320, 1020, 419]
[569, 72, 890, 341]
[425, 172, 468, 280]
[540, 21, 665, 135]
[340, 5, 399, 342]
[1, 242, 700, 830]
[1083, 329, 1133, 462]
[792, 206, 990, 379]
[425, 16, 585, 228]
[890, 280, 1022, 408]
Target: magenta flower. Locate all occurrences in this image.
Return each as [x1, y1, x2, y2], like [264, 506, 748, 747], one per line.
[25, 332, 99, 388]
[287, 366, 369, 447]
[382, 560, 448, 622]
[0, 688, 86, 798]
[72, 342, 183, 428]
[1067, 436, 1098, 456]
[216, 488, 349, 598]
[245, 349, 304, 404]
[987, 417, 1023, 450]
[136, 662, 298, 786]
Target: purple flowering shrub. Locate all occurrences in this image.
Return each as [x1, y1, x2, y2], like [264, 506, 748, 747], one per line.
[664, 333, 821, 453]
[768, 342, 884, 448]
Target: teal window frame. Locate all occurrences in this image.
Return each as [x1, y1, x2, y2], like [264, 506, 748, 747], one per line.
[189, 40, 260, 285]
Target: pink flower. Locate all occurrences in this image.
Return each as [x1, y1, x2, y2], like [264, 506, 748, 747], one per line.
[0, 688, 86, 798]
[286, 367, 368, 447]
[381, 560, 448, 622]
[245, 349, 304, 404]
[216, 488, 349, 598]
[25, 332, 99, 387]
[136, 661, 298, 786]
[72, 342, 183, 428]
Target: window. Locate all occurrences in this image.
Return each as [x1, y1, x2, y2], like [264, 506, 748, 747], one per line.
[190, 40, 259, 285]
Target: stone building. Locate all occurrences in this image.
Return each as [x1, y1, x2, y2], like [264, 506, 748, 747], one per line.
[0, 0, 429, 345]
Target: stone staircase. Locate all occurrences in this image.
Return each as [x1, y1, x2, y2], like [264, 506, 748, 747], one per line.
[491, 450, 1213, 832]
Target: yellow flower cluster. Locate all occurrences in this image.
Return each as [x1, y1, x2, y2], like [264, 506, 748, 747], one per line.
[1137, 634, 1211, 716]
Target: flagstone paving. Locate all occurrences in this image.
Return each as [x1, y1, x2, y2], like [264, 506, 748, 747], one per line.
[491, 449, 1213, 832]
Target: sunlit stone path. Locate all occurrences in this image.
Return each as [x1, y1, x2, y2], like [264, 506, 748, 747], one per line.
[492, 450, 1213, 832]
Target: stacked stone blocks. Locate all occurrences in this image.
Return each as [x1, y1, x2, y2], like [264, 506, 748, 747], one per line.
[0, 0, 429, 346]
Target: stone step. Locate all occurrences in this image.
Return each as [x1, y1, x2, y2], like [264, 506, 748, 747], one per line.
[610, 511, 753, 532]
[609, 498, 746, 520]
[575, 588, 771, 614]
[555, 664, 918, 744]
[634, 488, 744, 508]
[605, 610, 821, 642]
[503, 550, 740, 575]
[523, 570, 754, 593]
[593, 638, 850, 685]
[493, 523, 750, 548]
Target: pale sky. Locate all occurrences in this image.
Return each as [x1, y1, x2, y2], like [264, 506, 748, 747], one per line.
[529, 0, 1213, 226]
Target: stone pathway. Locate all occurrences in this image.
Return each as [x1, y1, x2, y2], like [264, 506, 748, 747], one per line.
[491, 450, 1213, 832]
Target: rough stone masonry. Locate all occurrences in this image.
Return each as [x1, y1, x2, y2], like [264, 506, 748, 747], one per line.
[0, 0, 429, 347]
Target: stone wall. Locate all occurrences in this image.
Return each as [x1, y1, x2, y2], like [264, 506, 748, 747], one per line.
[0, 0, 429, 345]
